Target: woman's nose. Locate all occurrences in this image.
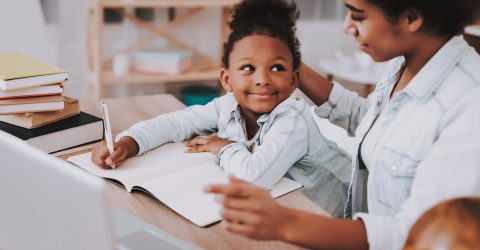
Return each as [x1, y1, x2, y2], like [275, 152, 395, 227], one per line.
[343, 14, 358, 35]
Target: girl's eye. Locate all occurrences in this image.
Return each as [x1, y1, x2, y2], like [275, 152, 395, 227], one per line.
[271, 64, 286, 72]
[240, 65, 255, 71]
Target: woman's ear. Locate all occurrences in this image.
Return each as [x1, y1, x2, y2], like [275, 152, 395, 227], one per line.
[220, 69, 233, 92]
[403, 8, 424, 32]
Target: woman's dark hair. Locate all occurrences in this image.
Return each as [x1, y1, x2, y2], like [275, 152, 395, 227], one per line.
[366, 0, 480, 38]
[221, 0, 301, 70]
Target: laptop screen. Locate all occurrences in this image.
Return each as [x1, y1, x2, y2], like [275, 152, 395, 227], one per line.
[0, 131, 114, 250]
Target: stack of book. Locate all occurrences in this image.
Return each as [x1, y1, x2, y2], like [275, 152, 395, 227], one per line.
[132, 48, 194, 75]
[0, 53, 103, 154]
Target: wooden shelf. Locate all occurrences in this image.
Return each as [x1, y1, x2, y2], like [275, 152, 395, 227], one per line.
[103, 68, 220, 85]
[86, 0, 239, 98]
[100, 0, 240, 8]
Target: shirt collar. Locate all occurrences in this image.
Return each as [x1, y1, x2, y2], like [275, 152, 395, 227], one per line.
[404, 36, 470, 100]
[227, 92, 301, 124]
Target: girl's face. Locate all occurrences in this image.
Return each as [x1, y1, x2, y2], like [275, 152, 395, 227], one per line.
[343, 0, 410, 62]
[220, 34, 298, 118]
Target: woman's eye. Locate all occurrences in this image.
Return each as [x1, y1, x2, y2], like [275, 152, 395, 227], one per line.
[350, 13, 363, 22]
[240, 65, 255, 71]
[271, 64, 286, 72]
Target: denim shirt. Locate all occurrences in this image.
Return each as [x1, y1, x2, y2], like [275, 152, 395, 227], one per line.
[117, 92, 352, 216]
[315, 36, 480, 249]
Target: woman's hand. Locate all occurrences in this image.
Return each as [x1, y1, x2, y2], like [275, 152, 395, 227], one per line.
[298, 63, 334, 106]
[205, 176, 295, 241]
[185, 135, 235, 155]
[91, 136, 139, 169]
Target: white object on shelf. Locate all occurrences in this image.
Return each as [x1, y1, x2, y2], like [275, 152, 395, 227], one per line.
[113, 53, 130, 76]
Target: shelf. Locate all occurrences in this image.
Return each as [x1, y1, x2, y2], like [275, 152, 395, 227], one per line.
[103, 68, 220, 85]
[98, 0, 241, 8]
[86, 0, 237, 98]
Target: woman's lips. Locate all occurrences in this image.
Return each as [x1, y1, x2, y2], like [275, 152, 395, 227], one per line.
[360, 44, 369, 52]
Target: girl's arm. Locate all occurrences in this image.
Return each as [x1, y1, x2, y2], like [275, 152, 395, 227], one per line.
[205, 176, 369, 250]
[115, 95, 228, 155]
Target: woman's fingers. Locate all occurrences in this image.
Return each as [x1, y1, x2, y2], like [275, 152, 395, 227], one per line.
[222, 220, 257, 238]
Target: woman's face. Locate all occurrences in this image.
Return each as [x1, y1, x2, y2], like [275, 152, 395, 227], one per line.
[343, 0, 409, 62]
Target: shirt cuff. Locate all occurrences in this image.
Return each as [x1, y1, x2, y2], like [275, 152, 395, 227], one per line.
[314, 82, 345, 118]
[354, 212, 405, 250]
[215, 142, 245, 173]
[115, 130, 147, 156]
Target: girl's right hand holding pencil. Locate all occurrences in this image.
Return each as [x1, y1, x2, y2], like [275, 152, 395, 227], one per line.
[91, 136, 139, 169]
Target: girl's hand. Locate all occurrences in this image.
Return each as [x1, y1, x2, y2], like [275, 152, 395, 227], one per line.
[91, 136, 139, 169]
[204, 176, 295, 241]
[185, 135, 235, 155]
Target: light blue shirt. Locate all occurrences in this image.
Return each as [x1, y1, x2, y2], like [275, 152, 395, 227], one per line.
[117, 92, 352, 216]
[316, 36, 480, 249]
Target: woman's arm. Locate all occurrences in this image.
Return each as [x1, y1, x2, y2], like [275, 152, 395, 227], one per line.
[205, 176, 368, 250]
[298, 63, 334, 106]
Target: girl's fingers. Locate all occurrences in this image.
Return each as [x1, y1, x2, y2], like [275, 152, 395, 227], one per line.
[185, 144, 209, 153]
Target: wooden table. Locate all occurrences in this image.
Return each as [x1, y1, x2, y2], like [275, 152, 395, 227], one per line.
[75, 94, 329, 249]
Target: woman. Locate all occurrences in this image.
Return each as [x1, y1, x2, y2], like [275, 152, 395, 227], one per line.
[205, 0, 480, 249]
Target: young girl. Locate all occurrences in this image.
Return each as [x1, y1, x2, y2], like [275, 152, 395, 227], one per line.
[92, 0, 352, 216]
[206, 0, 480, 249]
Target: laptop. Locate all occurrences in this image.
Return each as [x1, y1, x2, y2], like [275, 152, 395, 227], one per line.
[0, 131, 199, 250]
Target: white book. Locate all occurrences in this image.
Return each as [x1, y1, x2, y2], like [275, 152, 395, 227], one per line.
[0, 83, 64, 100]
[67, 142, 303, 227]
[0, 95, 65, 115]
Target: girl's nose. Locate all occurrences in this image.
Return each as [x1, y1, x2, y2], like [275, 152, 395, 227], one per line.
[255, 70, 271, 86]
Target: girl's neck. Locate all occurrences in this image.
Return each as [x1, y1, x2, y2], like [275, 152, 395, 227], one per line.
[240, 108, 261, 140]
[393, 35, 450, 95]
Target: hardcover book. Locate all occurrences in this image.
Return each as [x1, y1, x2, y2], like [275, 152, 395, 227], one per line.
[0, 53, 68, 91]
[0, 95, 65, 115]
[0, 112, 103, 153]
[0, 83, 64, 100]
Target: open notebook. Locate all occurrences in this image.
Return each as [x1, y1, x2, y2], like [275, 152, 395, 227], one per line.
[67, 142, 302, 227]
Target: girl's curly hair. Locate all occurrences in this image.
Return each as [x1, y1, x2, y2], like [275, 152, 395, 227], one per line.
[222, 0, 301, 70]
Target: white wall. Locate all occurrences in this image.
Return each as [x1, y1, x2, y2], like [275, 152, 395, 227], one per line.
[36, 0, 355, 100]
[0, 0, 56, 65]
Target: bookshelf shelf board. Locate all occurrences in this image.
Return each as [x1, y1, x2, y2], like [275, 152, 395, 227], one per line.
[99, 0, 240, 8]
[103, 69, 219, 85]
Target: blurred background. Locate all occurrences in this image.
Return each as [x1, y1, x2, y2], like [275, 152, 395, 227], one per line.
[1, 0, 478, 106]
